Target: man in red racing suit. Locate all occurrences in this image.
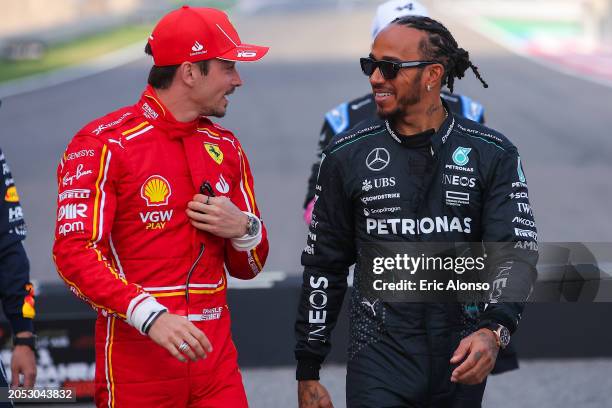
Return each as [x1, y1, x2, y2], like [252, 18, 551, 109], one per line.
[53, 6, 269, 407]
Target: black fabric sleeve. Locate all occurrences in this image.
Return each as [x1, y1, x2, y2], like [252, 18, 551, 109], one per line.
[480, 148, 538, 333]
[295, 152, 355, 380]
[304, 120, 336, 208]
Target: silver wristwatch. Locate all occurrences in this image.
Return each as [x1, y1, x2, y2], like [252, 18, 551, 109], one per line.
[245, 214, 260, 237]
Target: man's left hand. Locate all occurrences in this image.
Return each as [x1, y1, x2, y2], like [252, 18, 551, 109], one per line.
[11, 332, 36, 388]
[186, 194, 248, 238]
[450, 328, 499, 385]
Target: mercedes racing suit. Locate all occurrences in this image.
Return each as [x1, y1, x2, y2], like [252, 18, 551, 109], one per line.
[53, 86, 269, 407]
[295, 108, 537, 407]
[304, 91, 519, 376]
[0, 148, 35, 393]
[304, 91, 485, 213]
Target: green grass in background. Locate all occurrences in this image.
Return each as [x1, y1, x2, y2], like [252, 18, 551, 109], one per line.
[0, 24, 153, 83]
[487, 18, 582, 39]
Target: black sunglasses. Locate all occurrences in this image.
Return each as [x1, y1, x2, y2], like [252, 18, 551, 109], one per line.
[360, 57, 439, 80]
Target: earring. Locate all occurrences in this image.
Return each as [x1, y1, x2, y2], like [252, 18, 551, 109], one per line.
[427, 84, 432, 91]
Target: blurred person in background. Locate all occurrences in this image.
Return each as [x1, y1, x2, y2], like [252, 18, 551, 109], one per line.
[0, 100, 37, 398]
[295, 14, 537, 408]
[52, 6, 269, 407]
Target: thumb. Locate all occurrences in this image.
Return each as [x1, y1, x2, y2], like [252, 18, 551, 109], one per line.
[450, 338, 470, 364]
[10, 364, 20, 388]
[321, 396, 334, 408]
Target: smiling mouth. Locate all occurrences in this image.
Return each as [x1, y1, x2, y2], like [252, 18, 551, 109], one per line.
[374, 91, 394, 103]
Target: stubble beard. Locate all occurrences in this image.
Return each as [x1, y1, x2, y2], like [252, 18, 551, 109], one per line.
[376, 70, 423, 121]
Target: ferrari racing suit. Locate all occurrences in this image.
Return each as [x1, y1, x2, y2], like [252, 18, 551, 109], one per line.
[295, 108, 537, 407]
[53, 86, 269, 407]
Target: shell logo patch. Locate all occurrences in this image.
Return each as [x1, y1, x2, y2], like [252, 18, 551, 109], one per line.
[205, 143, 224, 165]
[141, 175, 172, 207]
[5, 186, 19, 202]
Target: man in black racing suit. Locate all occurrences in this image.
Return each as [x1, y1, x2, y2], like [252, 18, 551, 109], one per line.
[295, 16, 537, 408]
[302, 0, 518, 386]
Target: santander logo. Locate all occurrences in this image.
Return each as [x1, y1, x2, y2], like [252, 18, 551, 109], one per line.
[192, 41, 204, 52]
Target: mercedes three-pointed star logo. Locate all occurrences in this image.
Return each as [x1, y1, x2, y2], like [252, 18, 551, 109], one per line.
[365, 148, 390, 171]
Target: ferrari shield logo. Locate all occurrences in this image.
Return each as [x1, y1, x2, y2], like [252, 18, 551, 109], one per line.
[205, 143, 223, 165]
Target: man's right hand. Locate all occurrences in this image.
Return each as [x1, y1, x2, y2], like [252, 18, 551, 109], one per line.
[147, 313, 213, 362]
[298, 380, 334, 408]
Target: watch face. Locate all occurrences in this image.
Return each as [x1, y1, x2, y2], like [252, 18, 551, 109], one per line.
[499, 326, 511, 347]
[247, 216, 260, 236]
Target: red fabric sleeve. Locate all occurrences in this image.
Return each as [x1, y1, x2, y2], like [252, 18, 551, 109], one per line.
[224, 144, 269, 280]
[53, 135, 145, 318]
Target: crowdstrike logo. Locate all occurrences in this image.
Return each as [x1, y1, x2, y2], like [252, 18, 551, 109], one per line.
[361, 193, 400, 204]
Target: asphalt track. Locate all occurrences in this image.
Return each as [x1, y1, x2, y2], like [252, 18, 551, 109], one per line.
[3, 3, 612, 407]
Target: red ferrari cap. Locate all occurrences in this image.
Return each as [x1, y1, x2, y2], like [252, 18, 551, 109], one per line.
[148, 5, 269, 66]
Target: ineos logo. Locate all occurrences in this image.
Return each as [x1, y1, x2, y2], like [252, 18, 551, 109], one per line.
[366, 148, 390, 171]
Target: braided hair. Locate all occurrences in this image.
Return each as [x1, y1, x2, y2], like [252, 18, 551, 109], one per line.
[391, 15, 488, 93]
